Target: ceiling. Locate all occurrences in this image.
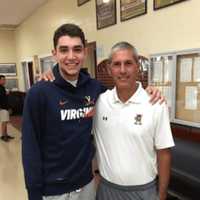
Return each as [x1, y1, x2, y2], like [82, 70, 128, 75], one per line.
[0, 0, 49, 30]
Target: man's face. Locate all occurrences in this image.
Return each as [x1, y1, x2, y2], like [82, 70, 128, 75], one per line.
[52, 35, 86, 80]
[108, 49, 139, 89]
[0, 77, 6, 86]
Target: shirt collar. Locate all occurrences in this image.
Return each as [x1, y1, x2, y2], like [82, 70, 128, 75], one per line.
[112, 82, 143, 104]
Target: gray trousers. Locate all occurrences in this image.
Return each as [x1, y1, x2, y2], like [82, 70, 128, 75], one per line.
[96, 178, 159, 200]
[43, 179, 96, 200]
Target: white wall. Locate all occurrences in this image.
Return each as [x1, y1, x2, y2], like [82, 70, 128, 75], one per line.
[14, 0, 200, 90]
[0, 30, 16, 63]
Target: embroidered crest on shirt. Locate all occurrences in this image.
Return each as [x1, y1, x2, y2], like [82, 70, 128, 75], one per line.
[84, 96, 95, 106]
[134, 114, 142, 125]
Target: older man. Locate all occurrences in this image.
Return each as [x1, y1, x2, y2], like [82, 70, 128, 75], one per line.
[93, 42, 175, 200]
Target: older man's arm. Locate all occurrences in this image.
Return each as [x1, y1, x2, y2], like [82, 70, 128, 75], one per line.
[157, 148, 172, 200]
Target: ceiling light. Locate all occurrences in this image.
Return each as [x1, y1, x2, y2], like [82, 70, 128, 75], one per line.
[103, 0, 110, 3]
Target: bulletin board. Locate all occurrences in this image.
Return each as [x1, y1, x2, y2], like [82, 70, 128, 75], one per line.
[176, 54, 200, 123]
[150, 49, 200, 128]
[150, 55, 174, 119]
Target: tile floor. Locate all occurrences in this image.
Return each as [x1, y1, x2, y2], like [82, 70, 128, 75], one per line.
[0, 122, 27, 200]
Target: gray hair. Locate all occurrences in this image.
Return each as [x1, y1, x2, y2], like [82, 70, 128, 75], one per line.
[108, 41, 139, 64]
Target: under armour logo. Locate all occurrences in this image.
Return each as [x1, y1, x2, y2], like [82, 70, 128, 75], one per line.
[103, 116, 108, 121]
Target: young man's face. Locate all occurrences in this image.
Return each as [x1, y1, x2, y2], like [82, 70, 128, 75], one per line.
[52, 35, 86, 80]
[108, 49, 139, 90]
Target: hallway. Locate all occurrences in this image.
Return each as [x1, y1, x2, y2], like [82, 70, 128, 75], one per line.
[0, 122, 27, 200]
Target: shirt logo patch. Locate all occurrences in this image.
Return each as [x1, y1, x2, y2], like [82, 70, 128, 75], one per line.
[134, 114, 142, 125]
[84, 96, 95, 106]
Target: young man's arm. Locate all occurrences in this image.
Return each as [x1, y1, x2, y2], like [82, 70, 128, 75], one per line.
[22, 86, 45, 200]
[157, 148, 172, 200]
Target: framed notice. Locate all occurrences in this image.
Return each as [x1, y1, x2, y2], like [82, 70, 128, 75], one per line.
[179, 58, 192, 82]
[193, 57, 200, 82]
[96, 0, 117, 30]
[120, 0, 147, 21]
[154, 0, 188, 10]
[0, 63, 17, 76]
[150, 55, 174, 120]
[77, 0, 90, 6]
[5, 78, 18, 90]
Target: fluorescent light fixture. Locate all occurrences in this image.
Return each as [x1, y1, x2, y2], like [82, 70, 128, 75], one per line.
[103, 0, 110, 3]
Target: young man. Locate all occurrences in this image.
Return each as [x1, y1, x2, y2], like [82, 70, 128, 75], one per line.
[22, 24, 164, 200]
[93, 42, 175, 200]
[22, 24, 105, 200]
[0, 75, 14, 142]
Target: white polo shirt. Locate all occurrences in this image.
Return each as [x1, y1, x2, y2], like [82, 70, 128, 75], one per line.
[93, 82, 174, 186]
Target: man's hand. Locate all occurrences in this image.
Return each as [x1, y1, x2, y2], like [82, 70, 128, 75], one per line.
[145, 86, 166, 105]
[38, 68, 55, 81]
[92, 158, 101, 188]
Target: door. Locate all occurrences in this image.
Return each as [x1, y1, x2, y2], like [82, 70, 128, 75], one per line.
[22, 61, 34, 91]
[84, 42, 97, 78]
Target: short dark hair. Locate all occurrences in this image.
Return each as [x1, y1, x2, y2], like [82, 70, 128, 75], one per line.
[0, 75, 5, 80]
[53, 23, 86, 49]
